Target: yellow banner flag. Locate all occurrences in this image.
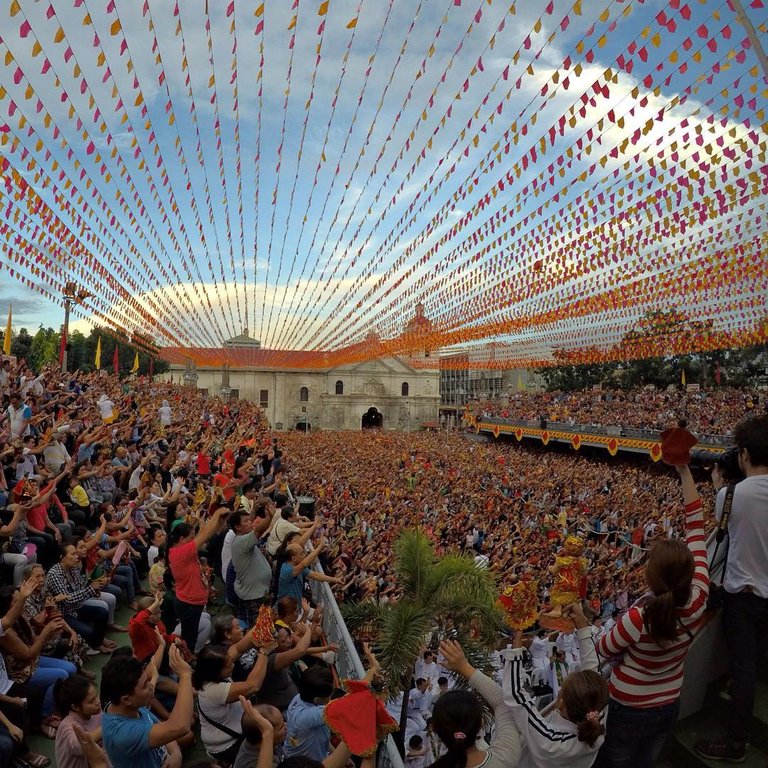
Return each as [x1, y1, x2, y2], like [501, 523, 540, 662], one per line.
[131, 351, 139, 374]
[95, 336, 102, 369]
[3, 303, 11, 356]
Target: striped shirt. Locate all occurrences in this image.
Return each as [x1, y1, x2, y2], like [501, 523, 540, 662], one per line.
[597, 498, 709, 708]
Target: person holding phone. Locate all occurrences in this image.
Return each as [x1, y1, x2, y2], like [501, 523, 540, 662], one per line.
[45, 543, 116, 654]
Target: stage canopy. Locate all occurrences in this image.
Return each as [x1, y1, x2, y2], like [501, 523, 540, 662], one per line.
[1, 0, 767, 369]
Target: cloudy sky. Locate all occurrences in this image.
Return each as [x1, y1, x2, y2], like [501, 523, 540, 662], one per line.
[0, 0, 766, 362]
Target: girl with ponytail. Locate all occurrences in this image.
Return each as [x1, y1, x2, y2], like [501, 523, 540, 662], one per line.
[433, 640, 521, 768]
[503, 601, 609, 767]
[595, 463, 709, 768]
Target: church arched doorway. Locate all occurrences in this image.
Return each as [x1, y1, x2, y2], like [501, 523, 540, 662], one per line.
[362, 407, 383, 430]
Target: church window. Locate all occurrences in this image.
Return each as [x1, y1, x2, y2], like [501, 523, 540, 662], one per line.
[335, 380, 344, 395]
[401, 382, 409, 397]
[299, 386, 309, 402]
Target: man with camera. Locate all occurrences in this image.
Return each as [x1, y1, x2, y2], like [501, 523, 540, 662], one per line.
[696, 413, 768, 763]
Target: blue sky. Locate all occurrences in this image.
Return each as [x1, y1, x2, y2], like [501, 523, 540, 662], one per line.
[1, 0, 766, 362]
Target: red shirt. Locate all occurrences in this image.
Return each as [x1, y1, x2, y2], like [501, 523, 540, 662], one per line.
[128, 610, 176, 661]
[169, 539, 208, 605]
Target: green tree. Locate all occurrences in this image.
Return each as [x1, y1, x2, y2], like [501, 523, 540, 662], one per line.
[342, 529, 502, 755]
[29, 326, 60, 371]
[10, 328, 33, 362]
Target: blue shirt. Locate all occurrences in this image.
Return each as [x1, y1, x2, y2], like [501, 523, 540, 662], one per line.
[283, 695, 329, 761]
[102, 707, 169, 768]
[278, 563, 309, 602]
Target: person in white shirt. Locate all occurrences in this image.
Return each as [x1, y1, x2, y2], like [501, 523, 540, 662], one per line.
[547, 651, 570, 700]
[556, 631, 580, 667]
[5, 392, 31, 437]
[415, 651, 439, 687]
[503, 602, 609, 768]
[529, 630, 553, 672]
[407, 678, 431, 732]
[97, 393, 115, 423]
[0, 359, 11, 399]
[695, 414, 768, 763]
[157, 400, 172, 427]
[43, 433, 70, 473]
[146, 526, 166, 568]
[405, 734, 429, 768]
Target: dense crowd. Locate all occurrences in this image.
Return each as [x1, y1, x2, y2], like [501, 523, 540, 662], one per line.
[0, 354, 765, 768]
[281, 430, 713, 616]
[468, 387, 765, 437]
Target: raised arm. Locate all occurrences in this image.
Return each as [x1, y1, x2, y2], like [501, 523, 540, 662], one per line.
[148, 645, 194, 747]
[440, 640, 521, 765]
[273, 622, 313, 670]
[193, 506, 230, 550]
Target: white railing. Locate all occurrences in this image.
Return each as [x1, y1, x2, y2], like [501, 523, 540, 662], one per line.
[310, 568, 406, 768]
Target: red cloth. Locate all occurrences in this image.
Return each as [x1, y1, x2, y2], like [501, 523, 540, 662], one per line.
[128, 609, 177, 661]
[213, 472, 235, 501]
[660, 426, 698, 465]
[324, 680, 398, 757]
[169, 540, 208, 605]
[196, 453, 211, 476]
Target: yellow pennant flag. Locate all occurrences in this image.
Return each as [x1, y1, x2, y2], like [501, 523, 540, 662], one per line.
[131, 351, 139, 374]
[95, 336, 102, 369]
[346, 16, 357, 28]
[3, 303, 11, 356]
[318, 0, 329, 15]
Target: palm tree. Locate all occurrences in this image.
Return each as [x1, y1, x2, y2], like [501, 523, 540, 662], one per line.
[342, 528, 503, 756]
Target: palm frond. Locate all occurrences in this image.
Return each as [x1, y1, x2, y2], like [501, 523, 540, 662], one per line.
[340, 598, 387, 633]
[393, 528, 436, 599]
[426, 555, 499, 611]
[376, 600, 432, 696]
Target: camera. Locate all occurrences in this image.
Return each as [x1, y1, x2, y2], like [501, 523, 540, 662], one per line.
[689, 445, 745, 482]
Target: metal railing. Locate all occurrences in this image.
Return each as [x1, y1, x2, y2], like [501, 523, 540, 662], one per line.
[310, 568, 406, 768]
[474, 415, 732, 447]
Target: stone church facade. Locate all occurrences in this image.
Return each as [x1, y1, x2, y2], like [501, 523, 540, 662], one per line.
[164, 355, 440, 431]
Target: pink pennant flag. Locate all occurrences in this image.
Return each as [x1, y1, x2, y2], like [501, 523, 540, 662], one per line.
[226, 1, 234, 16]
[46, 3, 56, 19]
[475, 8, 482, 22]
[19, 19, 31, 37]
[13, 67, 23, 85]
[255, 19, 263, 33]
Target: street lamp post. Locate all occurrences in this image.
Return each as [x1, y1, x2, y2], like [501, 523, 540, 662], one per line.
[61, 281, 91, 373]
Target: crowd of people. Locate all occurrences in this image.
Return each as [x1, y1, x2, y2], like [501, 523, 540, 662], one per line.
[0, 354, 766, 768]
[467, 386, 764, 437]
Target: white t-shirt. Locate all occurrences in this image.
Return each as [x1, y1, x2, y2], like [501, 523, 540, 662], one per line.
[43, 442, 70, 472]
[717, 474, 768, 598]
[198, 681, 244, 753]
[98, 398, 114, 420]
[267, 518, 300, 556]
[221, 529, 236, 580]
[147, 545, 160, 568]
[158, 405, 172, 426]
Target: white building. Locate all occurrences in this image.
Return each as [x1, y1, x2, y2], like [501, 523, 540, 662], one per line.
[162, 311, 441, 431]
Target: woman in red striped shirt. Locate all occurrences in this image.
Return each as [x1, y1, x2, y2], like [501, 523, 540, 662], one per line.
[594, 464, 709, 768]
